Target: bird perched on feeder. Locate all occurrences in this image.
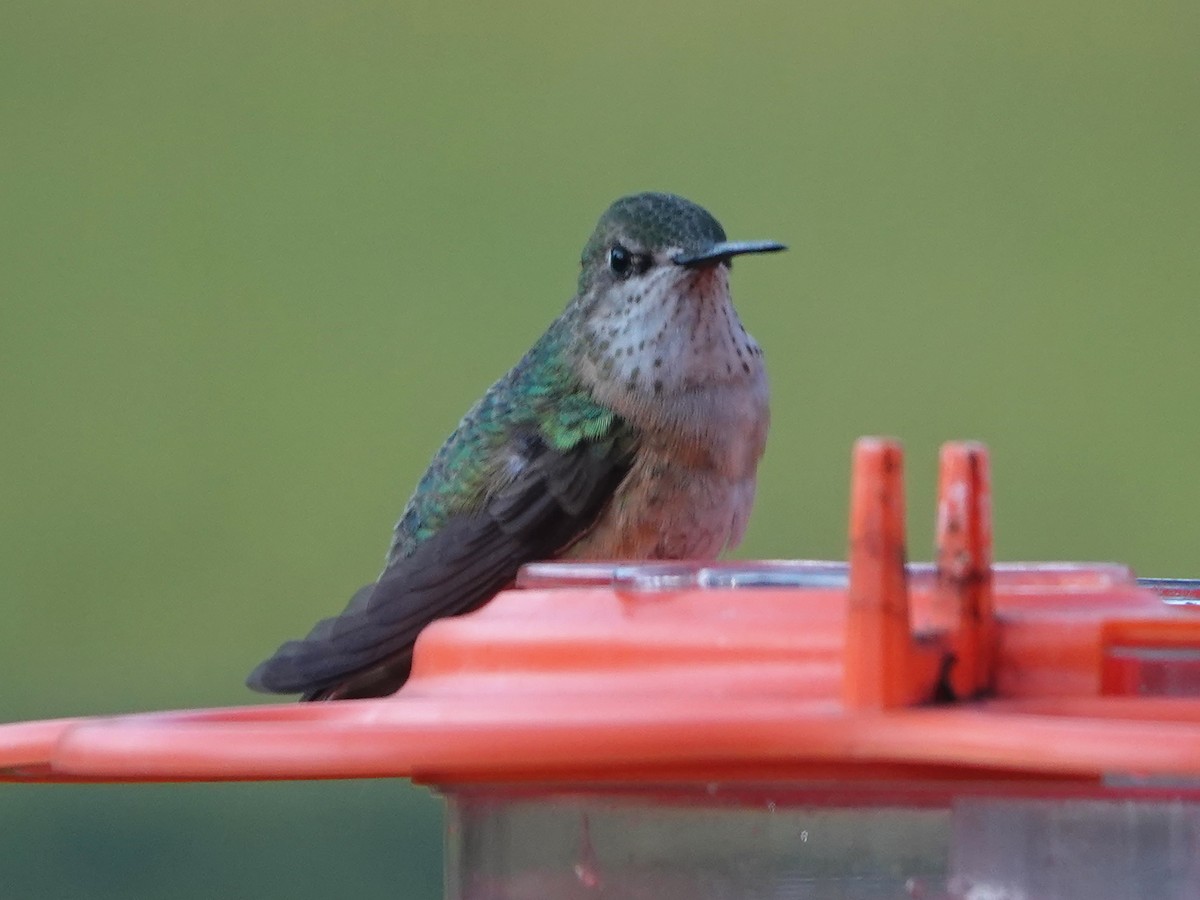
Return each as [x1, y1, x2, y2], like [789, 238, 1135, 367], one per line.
[248, 192, 785, 700]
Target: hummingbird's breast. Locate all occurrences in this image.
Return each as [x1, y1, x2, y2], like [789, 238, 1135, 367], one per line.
[569, 267, 769, 559]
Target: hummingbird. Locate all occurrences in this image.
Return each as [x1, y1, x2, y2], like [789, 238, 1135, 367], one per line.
[247, 192, 785, 700]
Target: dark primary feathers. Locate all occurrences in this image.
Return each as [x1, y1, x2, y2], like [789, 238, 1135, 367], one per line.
[246, 426, 631, 700]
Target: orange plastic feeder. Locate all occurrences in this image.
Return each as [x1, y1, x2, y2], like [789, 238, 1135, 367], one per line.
[4, 438, 1200, 898]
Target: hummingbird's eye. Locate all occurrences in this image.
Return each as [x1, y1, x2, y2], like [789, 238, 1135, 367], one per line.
[608, 244, 650, 279]
[608, 244, 633, 277]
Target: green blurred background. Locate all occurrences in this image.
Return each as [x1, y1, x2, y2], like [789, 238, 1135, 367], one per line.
[2, 1, 1197, 896]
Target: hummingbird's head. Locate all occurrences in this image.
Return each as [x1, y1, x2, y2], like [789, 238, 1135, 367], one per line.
[568, 193, 785, 409]
[577, 192, 785, 299]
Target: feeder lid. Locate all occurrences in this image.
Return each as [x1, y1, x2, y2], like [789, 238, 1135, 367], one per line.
[2, 440, 1200, 785]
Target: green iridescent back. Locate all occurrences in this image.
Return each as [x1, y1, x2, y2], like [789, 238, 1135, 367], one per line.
[385, 323, 627, 563]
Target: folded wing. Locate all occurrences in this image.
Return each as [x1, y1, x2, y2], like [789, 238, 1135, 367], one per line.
[246, 428, 632, 700]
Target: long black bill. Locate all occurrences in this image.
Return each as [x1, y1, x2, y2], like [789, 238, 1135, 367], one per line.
[673, 239, 787, 268]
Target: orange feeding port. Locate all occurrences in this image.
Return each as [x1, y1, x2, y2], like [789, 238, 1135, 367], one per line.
[4, 438, 1200, 899]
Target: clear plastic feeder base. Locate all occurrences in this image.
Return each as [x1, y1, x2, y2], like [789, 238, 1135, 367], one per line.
[444, 786, 1200, 900]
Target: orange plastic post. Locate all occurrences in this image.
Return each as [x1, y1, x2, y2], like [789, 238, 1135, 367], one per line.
[843, 438, 912, 710]
[934, 441, 996, 699]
